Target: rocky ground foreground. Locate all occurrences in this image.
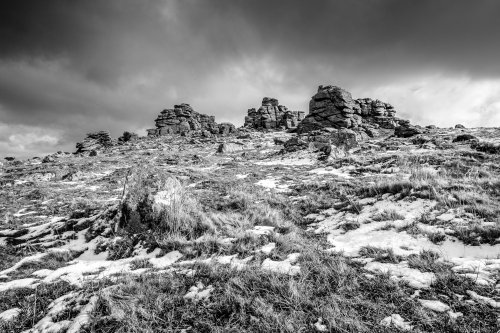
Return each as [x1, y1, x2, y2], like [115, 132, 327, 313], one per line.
[1, 125, 499, 332]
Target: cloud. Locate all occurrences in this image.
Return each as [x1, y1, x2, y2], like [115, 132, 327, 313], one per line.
[0, 0, 499, 158]
[359, 75, 500, 127]
[0, 123, 66, 159]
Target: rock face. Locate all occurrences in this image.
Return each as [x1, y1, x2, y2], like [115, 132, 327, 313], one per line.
[75, 131, 112, 153]
[297, 85, 402, 134]
[244, 97, 305, 130]
[147, 103, 235, 137]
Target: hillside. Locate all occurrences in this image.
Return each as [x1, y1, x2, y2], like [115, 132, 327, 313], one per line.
[1, 88, 500, 332]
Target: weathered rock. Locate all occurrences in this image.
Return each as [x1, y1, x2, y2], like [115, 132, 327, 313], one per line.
[42, 155, 56, 163]
[244, 97, 305, 130]
[217, 142, 246, 153]
[283, 128, 359, 156]
[395, 125, 423, 138]
[453, 134, 477, 143]
[147, 103, 235, 137]
[283, 137, 308, 152]
[273, 137, 288, 145]
[75, 131, 112, 153]
[455, 124, 466, 129]
[297, 85, 402, 134]
[218, 123, 236, 135]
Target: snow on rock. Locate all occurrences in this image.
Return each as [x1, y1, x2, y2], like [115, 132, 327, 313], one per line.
[0, 307, 21, 322]
[248, 226, 275, 236]
[261, 253, 301, 276]
[364, 261, 435, 289]
[418, 299, 450, 312]
[380, 314, 413, 331]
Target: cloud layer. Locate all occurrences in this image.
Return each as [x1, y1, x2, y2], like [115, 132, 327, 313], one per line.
[1, 0, 499, 158]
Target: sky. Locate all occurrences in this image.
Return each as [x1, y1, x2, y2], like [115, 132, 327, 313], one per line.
[1, 0, 500, 158]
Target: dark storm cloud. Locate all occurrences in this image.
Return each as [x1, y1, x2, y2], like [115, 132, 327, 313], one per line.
[178, 0, 500, 79]
[0, 0, 499, 157]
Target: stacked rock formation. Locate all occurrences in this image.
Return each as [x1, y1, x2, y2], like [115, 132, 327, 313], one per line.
[244, 97, 305, 130]
[75, 131, 112, 153]
[297, 85, 402, 134]
[147, 103, 235, 137]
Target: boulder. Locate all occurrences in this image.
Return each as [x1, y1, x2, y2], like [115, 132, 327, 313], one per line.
[394, 125, 423, 138]
[244, 97, 305, 130]
[453, 134, 477, 143]
[217, 142, 246, 153]
[283, 137, 308, 152]
[455, 124, 466, 129]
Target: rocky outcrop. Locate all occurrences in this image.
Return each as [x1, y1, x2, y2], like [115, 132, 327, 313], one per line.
[297, 85, 403, 134]
[75, 131, 112, 153]
[244, 97, 305, 130]
[147, 103, 236, 137]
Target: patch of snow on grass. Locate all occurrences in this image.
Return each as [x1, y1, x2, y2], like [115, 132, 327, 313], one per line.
[308, 167, 352, 178]
[261, 253, 301, 276]
[380, 314, 413, 331]
[466, 290, 500, 308]
[0, 308, 21, 322]
[418, 299, 450, 312]
[0, 252, 46, 276]
[183, 282, 214, 302]
[364, 261, 435, 289]
[255, 178, 278, 189]
[0, 278, 39, 292]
